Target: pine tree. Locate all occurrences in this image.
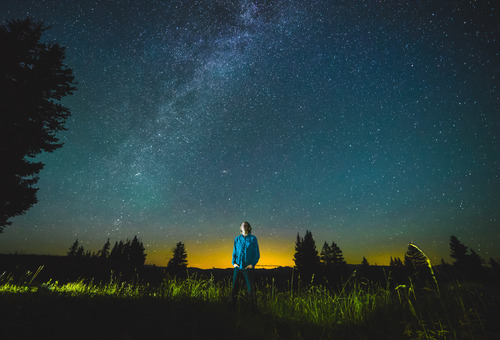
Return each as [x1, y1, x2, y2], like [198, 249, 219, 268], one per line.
[489, 258, 499, 269]
[168, 242, 188, 274]
[302, 231, 320, 270]
[394, 257, 404, 267]
[320, 241, 333, 267]
[469, 249, 483, 268]
[293, 233, 303, 270]
[75, 245, 84, 258]
[361, 257, 369, 267]
[293, 231, 320, 283]
[0, 18, 76, 232]
[404, 243, 427, 269]
[129, 235, 146, 268]
[449, 235, 468, 267]
[109, 240, 125, 267]
[98, 238, 110, 259]
[67, 239, 79, 257]
[330, 241, 346, 266]
[390, 256, 404, 267]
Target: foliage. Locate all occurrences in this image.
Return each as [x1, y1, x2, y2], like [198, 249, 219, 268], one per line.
[167, 242, 188, 275]
[449, 235, 485, 279]
[449, 235, 468, 266]
[109, 236, 147, 270]
[293, 231, 320, 283]
[97, 238, 110, 259]
[67, 239, 80, 257]
[320, 241, 346, 268]
[404, 243, 428, 269]
[0, 264, 497, 339]
[0, 18, 76, 232]
[65, 236, 146, 276]
[390, 257, 404, 267]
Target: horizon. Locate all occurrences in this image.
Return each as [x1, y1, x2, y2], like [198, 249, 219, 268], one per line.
[0, 230, 471, 269]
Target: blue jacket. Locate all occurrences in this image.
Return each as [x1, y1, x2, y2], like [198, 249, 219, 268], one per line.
[232, 234, 260, 268]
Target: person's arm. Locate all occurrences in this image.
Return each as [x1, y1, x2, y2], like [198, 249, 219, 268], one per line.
[252, 237, 260, 267]
[246, 236, 260, 269]
[232, 237, 239, 267]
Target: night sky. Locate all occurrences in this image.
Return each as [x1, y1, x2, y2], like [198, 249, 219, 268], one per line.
[1, 1, 498, 269]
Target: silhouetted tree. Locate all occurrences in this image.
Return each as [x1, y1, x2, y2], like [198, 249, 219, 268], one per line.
[449, 235, 468, 267]
[489, 258, 500, 282]
[320, 240, 346, 285]
[0, 18, 76, 232]
[390, 256, 404, 267]
[129, 235, 146, 268]
[320, 242, 333, 267]
[67, 239, 79, 257]
[293, 231, 320, 283]
[404, 243, 435, 288]
[489, 258, 500, 271]
[98, 238, 111, 259]
[109, 240, 125, 268]
[321, 241, 346, 268]
[167, 242, 188, 274]
[293, 233, 304, 270]
[108, 237, 147, 275]
[469, 249, 483, 268]
[358, 256, 370, 278]
[404, 243, 427, 269]
[389, 256, 406, 286]
[75, 245, 85, 258]
[330, 241, 346, 266]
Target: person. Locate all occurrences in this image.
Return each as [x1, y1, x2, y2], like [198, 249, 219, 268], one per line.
[231, 221, 260, 303]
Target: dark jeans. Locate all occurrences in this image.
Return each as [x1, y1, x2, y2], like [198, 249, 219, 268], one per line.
[231, 267, 255, 300]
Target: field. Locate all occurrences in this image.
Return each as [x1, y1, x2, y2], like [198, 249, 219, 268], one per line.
[1, 261, 499, 339]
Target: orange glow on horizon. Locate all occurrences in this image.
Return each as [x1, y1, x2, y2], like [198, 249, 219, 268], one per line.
[146, 246, 295, 269]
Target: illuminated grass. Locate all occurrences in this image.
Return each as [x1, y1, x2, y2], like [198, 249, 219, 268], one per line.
[1, 267, 497, 339]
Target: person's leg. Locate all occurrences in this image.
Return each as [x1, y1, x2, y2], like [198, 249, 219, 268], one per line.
[230, 267, 239, 303]
[241, 269, 254, 297]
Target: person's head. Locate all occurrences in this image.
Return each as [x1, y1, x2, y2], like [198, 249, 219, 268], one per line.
[240, 221, 251, 236]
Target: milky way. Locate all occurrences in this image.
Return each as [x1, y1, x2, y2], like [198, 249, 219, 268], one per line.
[1, 1, 498, 268]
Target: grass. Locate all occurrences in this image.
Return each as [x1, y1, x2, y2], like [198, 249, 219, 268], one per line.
[1, 263, 499, 339]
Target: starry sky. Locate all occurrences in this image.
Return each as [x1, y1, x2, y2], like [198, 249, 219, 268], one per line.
[1, 0, 498, 269]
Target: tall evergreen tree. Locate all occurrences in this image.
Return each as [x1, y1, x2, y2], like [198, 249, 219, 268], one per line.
[293, 231, 320, 282]
[404, 243, 427, 269]
[330, 241, 346, 266]
[469, 249, 483, 268]
[98, 238, 111, 259]
[320, 242, 333, 267]
[0, 18, 76, 232]
[450, 235, 469, 267]
[67, 239, 79, 257]
[109, 240, 125, 267]
[449, 235, 468, 267]
[129, 235, 146, 268]
[75, 245, 84, 258]
[168, 242, 188, 273]
[321, 241, 346, 267]
[293, 233, 303, 270]
[390, 256, 404, 267]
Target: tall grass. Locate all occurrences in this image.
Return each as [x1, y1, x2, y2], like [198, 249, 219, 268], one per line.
[1, 253, 497, 339]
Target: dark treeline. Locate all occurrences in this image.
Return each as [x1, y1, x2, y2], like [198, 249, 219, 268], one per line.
[2, 232, 499, 292]
[0, 238, 190, 284]
[291, 230, 500, 290]
[67, 236, 146, 272]
[0, 236, 146, 283]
